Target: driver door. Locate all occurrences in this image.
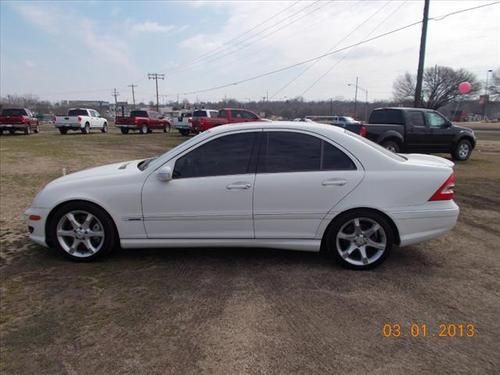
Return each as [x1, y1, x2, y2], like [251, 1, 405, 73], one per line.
[141, 131, 259, 238]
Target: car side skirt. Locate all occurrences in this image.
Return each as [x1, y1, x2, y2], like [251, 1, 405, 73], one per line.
[121, 238, 321, 252]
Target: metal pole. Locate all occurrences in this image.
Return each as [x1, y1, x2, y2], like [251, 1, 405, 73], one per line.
[128, 84, 137, 107]
[365, 90, 368, 122]
[354, 76, 359, 118]
[484, 69, 492, 120]
[414, 0, 430, 108]
[330, 98, 333, 116]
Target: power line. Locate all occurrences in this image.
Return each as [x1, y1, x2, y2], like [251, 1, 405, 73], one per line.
[128, 84, 137, 107]
[181, 1, 499, 96]
[270, 0, 391, 99]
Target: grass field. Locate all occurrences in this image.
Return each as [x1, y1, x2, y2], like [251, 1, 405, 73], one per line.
[1, 125, 499, 374]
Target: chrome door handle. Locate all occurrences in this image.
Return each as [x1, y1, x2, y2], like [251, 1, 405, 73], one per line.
[322, 179, 347, 186]
[226, 182, 252, 190]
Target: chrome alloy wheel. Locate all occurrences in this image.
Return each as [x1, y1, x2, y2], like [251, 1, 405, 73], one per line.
[458, 143, 470, 159]
[336, 217, 387, 266]
[56, 210, 105, 258]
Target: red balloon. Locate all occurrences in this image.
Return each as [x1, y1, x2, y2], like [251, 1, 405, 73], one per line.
[458, 81, 472, 94]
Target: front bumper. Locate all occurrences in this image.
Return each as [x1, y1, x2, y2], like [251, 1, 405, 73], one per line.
[24, 207, 51, 247]
[0, 124, 28, 130]
[390, 200, 459, 247]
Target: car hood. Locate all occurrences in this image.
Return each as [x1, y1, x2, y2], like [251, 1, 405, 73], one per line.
[404, 154, 454, 168]
[452, 124, 474, 133]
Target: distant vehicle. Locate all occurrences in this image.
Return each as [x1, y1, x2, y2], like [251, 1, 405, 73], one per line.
[365, 107, 476, 161]
[173, 109, 218, 136]
[25, 121, 459, 269]
[331, 116, 360, 127]
[171, 111, 193, 136]
[115, 110, 170, 134]
[0, 108, 39, 135]
[55, 108, 108, 135]
[191, 108, 264, 132]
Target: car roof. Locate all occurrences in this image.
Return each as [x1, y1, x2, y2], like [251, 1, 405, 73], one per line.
[208, 120, 346, 135]
[373, 107, 436, 112]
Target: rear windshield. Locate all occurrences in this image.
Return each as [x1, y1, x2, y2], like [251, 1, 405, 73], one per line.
[2, 108, 27, 116]
[130, 110, 148, 117]
[346, 131, 407, 161]
[193, 110, 207, 117]
[369, 109, 404, 125]
[68, 109, 88, 116]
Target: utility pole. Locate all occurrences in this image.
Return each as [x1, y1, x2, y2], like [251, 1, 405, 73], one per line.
[128, 84, 137, 107]
[330, 98, 333, 116]
[148, 73, 165, 112]
[112, 88, 119, 116]
[414, 0, 430, 108]
[353, 76, 359, 118]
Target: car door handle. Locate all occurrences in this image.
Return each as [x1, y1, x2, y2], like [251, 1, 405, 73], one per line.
[226, 182, 252, 190]
[322, 178, 347, 186]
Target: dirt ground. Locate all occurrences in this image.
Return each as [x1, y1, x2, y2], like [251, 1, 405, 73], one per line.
[1, 125, 499, 374]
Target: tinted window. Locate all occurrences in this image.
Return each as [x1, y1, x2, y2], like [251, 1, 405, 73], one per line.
[68, 109, 88, 116]
[193, 110, 207, 117]
[232, 110, 244, 119]
[241, 110, 259, 120]
[218, 110, 227, 118]
[1, 108, 27, 116]
[258, 132, 355, 173]
[408, 111, 425, 126]
[173, 132, 257, 179]
[131, 110, 148, 117]
[369, 109, 404, 125]
[425, 112, 447, 128]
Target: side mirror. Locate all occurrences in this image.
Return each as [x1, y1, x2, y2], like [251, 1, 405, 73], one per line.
[157, 166, 173, 182]
[444, 121, 452, 128]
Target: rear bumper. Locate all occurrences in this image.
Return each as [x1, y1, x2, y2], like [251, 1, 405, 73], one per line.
[389, 200, 459, 247]
[24, 207, 51, 248]
[0, 124, 28, 130]
[55, 124, 82, 129]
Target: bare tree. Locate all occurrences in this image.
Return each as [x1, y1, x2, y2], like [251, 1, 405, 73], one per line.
[393, 66, 480, 109]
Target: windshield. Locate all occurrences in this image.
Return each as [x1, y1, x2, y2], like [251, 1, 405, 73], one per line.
[342, 116, 357, 123]
[131, 110, 148, 117]
[1, 108, 27, 116]
[193, 110, 207, 117]
[68, 109, 88, 116]
[345, 131, 407, 161]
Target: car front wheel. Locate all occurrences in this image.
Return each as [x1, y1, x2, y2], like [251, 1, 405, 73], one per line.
[101, 123, 108, 133]
[49, 202, 117, 261]
[452, 139, 472, 161]
[120, 127, 129, 135]
[325, 210, 394, 270]
[381, 140, 400, 153]
[140, 125, 148, 134]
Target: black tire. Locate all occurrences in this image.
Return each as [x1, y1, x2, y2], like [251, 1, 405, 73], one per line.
[9, 129, 15, 135]
[163, 125, 167, 133]
[48, 201, 117, 262]
[59, 128, 68, 135]
[34, 124, 40, 133]
[24, 126, 31, 135]
[324, 209, 395, 270]
[120, 127, 129, 135]
[0, 129, 3, 135]
[381, 140, 400, 153]
[82, 123, 90, 134]
[140, 124, 148, 134]
[179, 129, 189, 136]
[101, 123, 108, 133]
[452, 139, 472, 161]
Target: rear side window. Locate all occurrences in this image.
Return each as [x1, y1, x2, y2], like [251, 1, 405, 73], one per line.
[241, 110, 259, 120]
[408, 111, 425, 127]
[131, 110, 148, 117]
[173, 132, 257, 179]
[218, 110, 227, 118]
[1, 108, 27, 116]
[258, 132, 355, 173]
[369, 109, 404, 125]
[193, 110, 207, 117]
[68, 109, 88, 116]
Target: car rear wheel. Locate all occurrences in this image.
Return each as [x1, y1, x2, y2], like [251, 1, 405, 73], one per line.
[101, 123, 108, 133]
[120, 128, 129, 135]
[9, 129, 15, 135]
[325, 210, 394, 270]
[452, 139, 472, 161]
[59, 128, 68, 135]
[179, 129, 189, 136]
[49, 202, 117, 261]
[24, 126, 31, 135]
[381, 140, 400, 153]
[34, 124, 40, 133]
[140, 124, 148, 134]
[82, 123, 90, 134]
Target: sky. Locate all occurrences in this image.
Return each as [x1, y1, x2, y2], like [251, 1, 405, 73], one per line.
[0, 0, 499, 104]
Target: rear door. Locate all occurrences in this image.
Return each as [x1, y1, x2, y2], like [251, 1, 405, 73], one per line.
[253, 130, 363, 239]
[405, 110, 432, 152]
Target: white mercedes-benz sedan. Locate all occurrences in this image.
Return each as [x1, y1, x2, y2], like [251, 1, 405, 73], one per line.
[25, 121, 459, 269]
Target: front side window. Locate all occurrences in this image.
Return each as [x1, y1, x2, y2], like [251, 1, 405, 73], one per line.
[173, 132, 257, 179]
[408, 111, 425, 127]
[241, 110, 258, 120]
[258, 132, 355, 173]
[425, 112, 447, 128]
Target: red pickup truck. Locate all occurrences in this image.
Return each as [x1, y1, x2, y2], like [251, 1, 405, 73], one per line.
[0, 108, 39, 135]
[191, 108, 265, 132]
[115, 110, 171, 134]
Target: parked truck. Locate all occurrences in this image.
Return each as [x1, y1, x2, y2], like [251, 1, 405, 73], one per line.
[0, 108, 39, 135]
[115, 110, 170, 134]
[55, 108, 108, 135]
[191, 108, 265, 132]
[362, 107, 476, 161]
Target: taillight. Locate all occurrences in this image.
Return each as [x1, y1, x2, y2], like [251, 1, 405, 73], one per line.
[429, 173, 456, 201]
[359, 125, 367, 137]
[78, 116, 82, 122]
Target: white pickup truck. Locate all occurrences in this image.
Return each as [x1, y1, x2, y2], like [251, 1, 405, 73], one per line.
[55, 108, 108, 135]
